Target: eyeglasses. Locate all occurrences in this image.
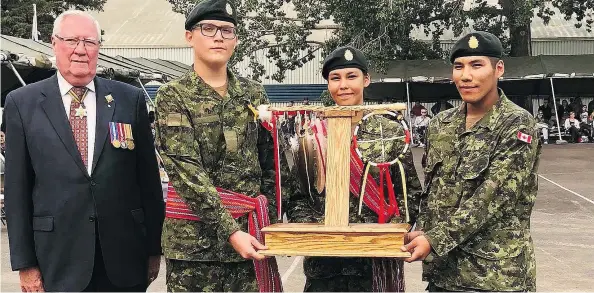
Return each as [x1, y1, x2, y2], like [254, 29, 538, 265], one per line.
[54, 35, 101, 49]
[193, 23, 236, 39]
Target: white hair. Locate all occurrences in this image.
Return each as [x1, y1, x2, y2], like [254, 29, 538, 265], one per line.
[52, 10, 101, 40]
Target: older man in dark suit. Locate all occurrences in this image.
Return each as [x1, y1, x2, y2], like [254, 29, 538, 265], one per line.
[4, 10, 164, 292]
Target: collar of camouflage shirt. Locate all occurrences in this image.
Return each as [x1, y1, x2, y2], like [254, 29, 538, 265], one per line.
[442, 88, 508, 131]
[188, 68, 246, 100]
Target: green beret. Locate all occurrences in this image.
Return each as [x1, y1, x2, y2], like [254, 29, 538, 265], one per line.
[185, 0, 236, 31]
[322, 46, 368, 80]
[449, 31, 503, 63]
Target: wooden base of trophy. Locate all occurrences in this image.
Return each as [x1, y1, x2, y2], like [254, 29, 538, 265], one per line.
[260, 223, 410, 257]
[261, 105, 411, 258]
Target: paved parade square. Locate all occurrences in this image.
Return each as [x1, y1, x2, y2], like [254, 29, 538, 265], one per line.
[2, 144, 593, 292]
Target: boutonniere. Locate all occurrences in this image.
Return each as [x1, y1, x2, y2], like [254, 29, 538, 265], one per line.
[105, 94, 114, 107]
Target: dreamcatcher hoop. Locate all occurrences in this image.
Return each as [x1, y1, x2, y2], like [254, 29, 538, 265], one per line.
[352, 110, 411, 165]
[352, 110, 411, 223]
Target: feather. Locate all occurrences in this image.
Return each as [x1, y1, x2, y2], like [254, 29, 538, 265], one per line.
[289, 135, 299, 152]
[312, 118, 327, 193]
[295, 130, 318, 199]
[257, 104, 272, 123]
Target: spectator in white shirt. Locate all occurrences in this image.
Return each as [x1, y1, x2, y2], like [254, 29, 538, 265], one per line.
[564, 111, 581, 143]
[413, 109, 431, 147]
[536, 110, 549, 144]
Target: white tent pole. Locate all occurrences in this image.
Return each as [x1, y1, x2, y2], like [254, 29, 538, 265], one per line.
[32, 4, 39, 41]
[406, 82, 415, 145]
[549, 78, 567, 144]
[137, 77, 156, 110]
[8, 61, 27, 86]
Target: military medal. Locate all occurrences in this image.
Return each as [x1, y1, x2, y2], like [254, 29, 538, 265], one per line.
[118, 123, 127, 149]
[109, 122, 121, 148]
[125, 124, 135, 150]
[69, 88, 88, 118]
[75, 105, 87, 118]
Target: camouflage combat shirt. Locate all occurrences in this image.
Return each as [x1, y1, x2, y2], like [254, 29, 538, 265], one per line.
[286, 113, 423, 278]
[419, 90, 541, 291]
[155, 69, 276, 262]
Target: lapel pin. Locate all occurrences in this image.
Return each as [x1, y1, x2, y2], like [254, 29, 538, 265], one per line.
[105, 94, 114, 107]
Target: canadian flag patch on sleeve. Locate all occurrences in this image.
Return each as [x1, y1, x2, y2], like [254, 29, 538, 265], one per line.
[517, 131, 532, 143]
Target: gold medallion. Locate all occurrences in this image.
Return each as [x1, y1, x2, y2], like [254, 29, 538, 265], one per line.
[112, 139, 121, 148]
[127, 140, 135, 150]
[468, 36, 479, 49]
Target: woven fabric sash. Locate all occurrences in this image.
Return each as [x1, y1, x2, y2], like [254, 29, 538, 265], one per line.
[165, 184, 283, 292]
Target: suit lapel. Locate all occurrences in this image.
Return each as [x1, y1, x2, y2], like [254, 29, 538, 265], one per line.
[92, 77, 115, 174]
[40, 75, 90, 178]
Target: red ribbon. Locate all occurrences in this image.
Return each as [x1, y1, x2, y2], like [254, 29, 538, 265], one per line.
[378, 163, 399, 219]
[271, 112, 282, 220]
[378, 165, 386, 223]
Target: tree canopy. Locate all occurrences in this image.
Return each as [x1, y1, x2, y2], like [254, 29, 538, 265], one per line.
[4, 0, 590, 82]
[169, 0, 594, 81]
[169, 0, 327, 82]
[1, 0, 107, 42]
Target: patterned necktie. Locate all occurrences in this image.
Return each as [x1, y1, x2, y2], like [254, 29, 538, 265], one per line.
[69, 86, 89, 167]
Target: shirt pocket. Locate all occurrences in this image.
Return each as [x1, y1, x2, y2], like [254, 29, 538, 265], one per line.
[194, 115, 225, 161]
[224, 103, 259, 155]
[457, 150, 490, 203]
[425, 154, 459, 208]
[32, 216, 54, 232]
[458, 151, 490, 180]
[161, 113, 198, 157]
[457, 229, 527, 290]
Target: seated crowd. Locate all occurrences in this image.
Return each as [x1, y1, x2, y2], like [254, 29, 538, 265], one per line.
[536, 98, 594, 144]
[407, 97, 594, 146]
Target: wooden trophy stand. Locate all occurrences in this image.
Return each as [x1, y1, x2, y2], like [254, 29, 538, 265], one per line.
[260, 104, 412, 258]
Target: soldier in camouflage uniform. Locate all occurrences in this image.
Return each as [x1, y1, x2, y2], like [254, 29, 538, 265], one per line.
[402, 31, 541, 292]
[286, 46, 423, 292]
[155, 0, 278, 291]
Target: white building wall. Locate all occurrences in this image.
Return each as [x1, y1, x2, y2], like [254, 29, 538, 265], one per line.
[101, 39, 594, 85]
[101, 46, 326, 84]
[101, 47, 194, 65]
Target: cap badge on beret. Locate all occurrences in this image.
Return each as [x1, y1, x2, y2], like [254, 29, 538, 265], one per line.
[226, 3, 233, 15]
[468, 36, 479, 49]
[344, 49, 354, 61]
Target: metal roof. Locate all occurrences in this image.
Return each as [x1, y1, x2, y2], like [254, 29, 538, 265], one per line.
[88, 0, 188, 47]
[115, 56, 190, 78]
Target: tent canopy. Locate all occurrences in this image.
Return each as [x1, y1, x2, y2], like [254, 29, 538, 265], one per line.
[366, 54, 594, 101]
[1, 35, 189, 100]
